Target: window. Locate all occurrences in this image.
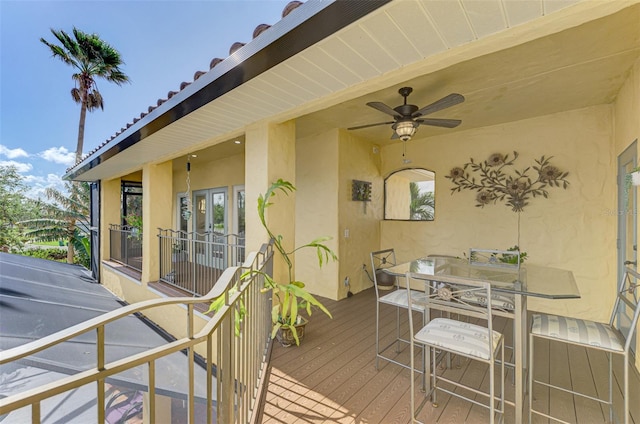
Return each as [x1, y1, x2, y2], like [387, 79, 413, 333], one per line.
[121, 181, 142, 225]
[384, 168, 435, 221]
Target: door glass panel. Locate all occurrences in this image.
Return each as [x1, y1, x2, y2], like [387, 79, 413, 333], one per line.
[624, 159, 636, 268]
[195, 193, 207, 234]
[237, 190, 245, 236]
[212, 192, 226, 236]
[178, 196, 189, 234]
[194, 192, 209, 266]
[234, 188, 245, 266]
[617, 141, 637, 355]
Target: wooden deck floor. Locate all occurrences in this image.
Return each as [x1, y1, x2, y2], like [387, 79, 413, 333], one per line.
[260, 287, 639, 424]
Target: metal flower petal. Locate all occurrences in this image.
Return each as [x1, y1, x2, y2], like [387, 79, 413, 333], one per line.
[449, 167, 465, 179]
[487, 153, 505, 167]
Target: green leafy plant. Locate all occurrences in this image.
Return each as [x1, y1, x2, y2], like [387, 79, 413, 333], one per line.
[497, 245, 527, 264]
[208, 179, 336, 346]
[466, 246, 527, 265]
[123, 214, 142, 239]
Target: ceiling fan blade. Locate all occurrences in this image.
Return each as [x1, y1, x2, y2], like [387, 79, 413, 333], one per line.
[416, 118, 462, 128]
[367, 102, 402, 117]
[347, 121, 395, 130]
[413, 93, 465, 117]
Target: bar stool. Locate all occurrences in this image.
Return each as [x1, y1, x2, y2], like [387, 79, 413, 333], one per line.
[529, 267, 640, 424]
[466, 248, 519, 379]
[370, 248, 424, 372]
[405, 272, 505, 424]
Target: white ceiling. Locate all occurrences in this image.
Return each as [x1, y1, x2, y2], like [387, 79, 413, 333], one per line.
[296, 0, 640, 145]
[73, 0, 640, 181]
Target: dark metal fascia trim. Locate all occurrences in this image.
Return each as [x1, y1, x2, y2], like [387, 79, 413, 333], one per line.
[65, 0, 391, 181]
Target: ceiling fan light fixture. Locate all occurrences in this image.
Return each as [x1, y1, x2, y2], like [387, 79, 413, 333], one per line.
[347, 87, 464, 137]
[394, 120, 417, 142]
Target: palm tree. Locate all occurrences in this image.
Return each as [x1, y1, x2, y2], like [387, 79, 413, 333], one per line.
[410, 182, 435, 220]
[41, 27, 130, 163]
[20, 182, 91, 265]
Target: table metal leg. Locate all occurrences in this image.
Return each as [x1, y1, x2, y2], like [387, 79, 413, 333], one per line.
[514, 294, 529, 423]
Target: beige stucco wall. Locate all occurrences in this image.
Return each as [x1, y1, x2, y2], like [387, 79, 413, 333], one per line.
[337, 130, 384, 298]
[293, 128, 383, 300]
[614, 60, 640, 155]
[142, 162, 173, 282]
[380, 104, 616, 323]
[295, 129, 340, 299]
[100, 266, 210, 358]
[244, 121, 296, 254]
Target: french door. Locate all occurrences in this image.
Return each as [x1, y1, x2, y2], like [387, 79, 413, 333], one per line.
[177, 186, 245, 269]
[193, 188, 227, 269]
[618, 142, 637, 276]
[617, 140, 637, 355]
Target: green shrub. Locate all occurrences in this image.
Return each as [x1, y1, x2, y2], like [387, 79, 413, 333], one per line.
[21, 248, 67, 262]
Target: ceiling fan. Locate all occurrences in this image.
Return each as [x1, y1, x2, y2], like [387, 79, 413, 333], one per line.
[347, 87, 465, 141]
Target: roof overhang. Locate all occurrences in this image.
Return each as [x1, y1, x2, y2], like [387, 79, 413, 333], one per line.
[65, 0, 640, 182]
[64, 0, 390, 181]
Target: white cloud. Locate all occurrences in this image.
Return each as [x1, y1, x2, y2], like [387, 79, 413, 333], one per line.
[0, 144, 29, 159]
[0, 160, 33, 173]
[39, 147, 75, 166]
[46, 173, 66, 187]
[22, 173, 68, 200]
[24, 185, 48, 200]
[23, 174, 45, 184]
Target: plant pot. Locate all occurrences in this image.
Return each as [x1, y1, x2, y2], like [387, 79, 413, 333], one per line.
[276, 316, 309, 347]
[375, 269, 396, 291]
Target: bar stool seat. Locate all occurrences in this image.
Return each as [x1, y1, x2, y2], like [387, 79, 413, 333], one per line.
[529, 267, 640, 424]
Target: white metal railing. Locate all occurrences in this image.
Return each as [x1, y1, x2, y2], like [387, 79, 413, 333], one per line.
[0, 241, 274, 423]
[158, 229, 246, 295]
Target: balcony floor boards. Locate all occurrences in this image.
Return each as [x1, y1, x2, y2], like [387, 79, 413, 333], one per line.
[261, 287, 639, 424]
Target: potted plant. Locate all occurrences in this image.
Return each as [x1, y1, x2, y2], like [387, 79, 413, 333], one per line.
[466, 246, 527, 265]
[209, 179, 337, 346]
[497, 245, 527, 265]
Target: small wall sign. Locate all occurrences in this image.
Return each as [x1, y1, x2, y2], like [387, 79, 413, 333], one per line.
[352, 180, 372, 202]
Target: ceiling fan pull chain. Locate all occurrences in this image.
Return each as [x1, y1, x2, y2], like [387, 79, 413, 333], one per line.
[402, 140, 411, 164]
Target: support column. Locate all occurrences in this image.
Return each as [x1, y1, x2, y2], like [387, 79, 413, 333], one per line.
[101, 178, 121, 266]
[245, 120, 296, 283]
[142, 161, 173, 283]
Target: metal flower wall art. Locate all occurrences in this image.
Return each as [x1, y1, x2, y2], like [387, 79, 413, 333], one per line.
[445, 151, 569, 212]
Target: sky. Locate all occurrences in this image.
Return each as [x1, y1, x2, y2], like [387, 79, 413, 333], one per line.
[0, 0, 292, 198]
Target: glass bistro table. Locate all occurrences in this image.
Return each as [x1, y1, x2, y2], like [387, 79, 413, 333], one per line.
[384, 256, 580, 423]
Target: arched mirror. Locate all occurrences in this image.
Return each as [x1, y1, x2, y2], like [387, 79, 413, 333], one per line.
[384, 168, 435, 221]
